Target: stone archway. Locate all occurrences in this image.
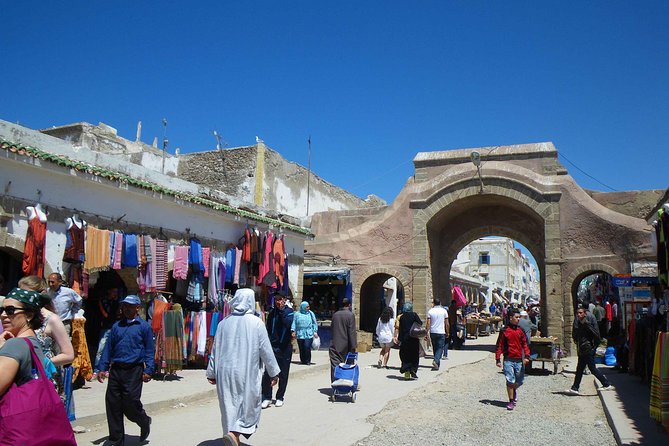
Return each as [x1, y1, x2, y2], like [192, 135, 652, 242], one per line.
[353, 266, 411, 331]
[411, 173, 560, 329]
[305, 142, 654, 351]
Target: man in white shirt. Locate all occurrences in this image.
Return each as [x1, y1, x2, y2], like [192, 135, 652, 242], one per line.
[426, 299, 449, 370]
[47, 272, 82, 337]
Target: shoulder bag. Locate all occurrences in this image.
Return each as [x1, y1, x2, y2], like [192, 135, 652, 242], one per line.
[0, 339, 76, 446]
[410, 321, 427, 339]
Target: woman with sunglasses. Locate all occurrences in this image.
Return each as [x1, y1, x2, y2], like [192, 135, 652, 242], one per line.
[0, 288, 46, 397]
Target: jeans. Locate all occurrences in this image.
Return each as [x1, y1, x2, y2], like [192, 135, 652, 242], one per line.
[430, 333, 446, 368]
[572, 349, 610, 390]
[262, 345, 292, 401]
[297, 337, 313, 364]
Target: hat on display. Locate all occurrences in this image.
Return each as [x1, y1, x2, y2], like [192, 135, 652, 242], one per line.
[120, 295, 141, 305]
[520, 310, 528, 316]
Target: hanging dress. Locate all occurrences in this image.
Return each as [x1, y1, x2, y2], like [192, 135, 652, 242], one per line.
[22, 207, 47, 277]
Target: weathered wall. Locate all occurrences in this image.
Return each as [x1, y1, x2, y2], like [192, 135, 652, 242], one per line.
[178, 147, 258, 204]
[41, 122, 180, 176]
[587, 190, 665, 219]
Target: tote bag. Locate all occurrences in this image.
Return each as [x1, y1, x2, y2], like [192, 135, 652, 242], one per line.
[0, 339, 76, 446]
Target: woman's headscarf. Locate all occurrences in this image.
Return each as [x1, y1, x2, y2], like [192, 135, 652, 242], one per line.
[402, 302, 413, 313]
[300, 301, 309, 314]
[231, 288, 256, 315]
[6, 288, 41, 309]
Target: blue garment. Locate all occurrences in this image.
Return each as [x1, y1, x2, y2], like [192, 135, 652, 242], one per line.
[189, 238, 204, 283]
[430, 333, 447, 368]
[225, 249, 234, 283]
[291, 304, 318, 339]
[122, 234, 139, 267]
[98, 317, 155, 375]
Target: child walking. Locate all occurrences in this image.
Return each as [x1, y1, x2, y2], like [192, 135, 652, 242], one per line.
[495, 308, 530, 410]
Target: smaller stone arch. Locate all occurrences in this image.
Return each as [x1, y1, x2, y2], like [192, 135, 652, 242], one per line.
[563, 262, 620, 352]
[565, 263, 620, 309]
[353, 265, 412, 331]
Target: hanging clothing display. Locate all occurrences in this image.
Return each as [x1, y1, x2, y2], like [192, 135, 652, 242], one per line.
[173, 246, 189, 280]
[155, 239, 169, 290]
[650, 331, 669, 430]
[84, 226, 111, 272]
[22, 205, 47, 277]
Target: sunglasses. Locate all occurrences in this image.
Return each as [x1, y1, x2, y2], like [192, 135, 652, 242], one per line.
[0, 306, 26, 316]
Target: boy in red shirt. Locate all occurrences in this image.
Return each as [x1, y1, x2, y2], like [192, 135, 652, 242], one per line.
[496, 308, 530, 410]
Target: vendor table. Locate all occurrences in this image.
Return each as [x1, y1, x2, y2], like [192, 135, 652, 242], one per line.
[530, 336, 560, 374]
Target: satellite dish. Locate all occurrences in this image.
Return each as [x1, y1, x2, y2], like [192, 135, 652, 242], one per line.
[470, 151, 481, 167]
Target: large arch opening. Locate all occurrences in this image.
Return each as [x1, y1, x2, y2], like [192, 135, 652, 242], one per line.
[426, 194, 548, 333]
[359, 274, 405, 332]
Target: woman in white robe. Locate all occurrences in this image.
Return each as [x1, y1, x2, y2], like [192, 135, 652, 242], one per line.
[207, 288, 280, 446]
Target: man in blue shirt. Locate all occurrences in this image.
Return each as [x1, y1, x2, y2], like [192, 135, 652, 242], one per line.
[97, 295, 154, 445]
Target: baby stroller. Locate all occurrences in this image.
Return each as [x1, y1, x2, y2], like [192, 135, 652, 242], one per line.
[331, 352, 359, 403]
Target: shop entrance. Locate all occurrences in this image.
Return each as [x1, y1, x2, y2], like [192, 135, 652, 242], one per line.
[0, 247, 22, 294]
[359, 274, 404, 332]
[571, 271, 620, 341]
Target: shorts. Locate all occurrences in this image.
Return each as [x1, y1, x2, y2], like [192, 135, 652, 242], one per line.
[379, 342, 393, 348]
[503, 359, 524, 386]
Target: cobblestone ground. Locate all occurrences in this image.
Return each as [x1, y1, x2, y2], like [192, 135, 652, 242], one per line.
[358, 348, 617, 446]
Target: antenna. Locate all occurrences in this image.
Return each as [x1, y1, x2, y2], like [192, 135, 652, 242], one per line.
[161, 118, 168, 174]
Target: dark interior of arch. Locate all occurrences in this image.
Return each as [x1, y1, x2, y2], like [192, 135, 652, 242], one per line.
[359, 273, 404, 332]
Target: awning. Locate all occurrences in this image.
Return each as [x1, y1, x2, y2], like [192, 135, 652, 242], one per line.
[492, 292, 507, 304]
[303, 268, 350, 280]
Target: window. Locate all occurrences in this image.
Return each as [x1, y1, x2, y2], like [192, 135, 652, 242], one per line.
[479, 252, 490, 265]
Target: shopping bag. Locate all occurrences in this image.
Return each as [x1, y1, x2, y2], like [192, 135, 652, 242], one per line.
[311, 334, 321, 350]
[0, 339, 76, 446]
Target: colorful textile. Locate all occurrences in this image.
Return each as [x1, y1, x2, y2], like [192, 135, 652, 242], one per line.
[173, 246, 189, 280]
[112, 231, 123, 270]
[122, 234, 139, 268]
[273, 235, 285, 288]
[22, 214, 47, 277]
[234, 248, 242, 285]
[71, 318, 93, 382]
[155, 239, 168, 290]
[202, 247, 211, 279]
[63, 221, 85, 264]
[650, 331, 669, 430]
[84, 226, 111, 272]
[152, 299, 170, 334]
[164, 309, 185, 373]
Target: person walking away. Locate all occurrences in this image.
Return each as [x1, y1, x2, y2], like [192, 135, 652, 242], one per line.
[97, 295, 154, 445]
[261, 291, 294, 408]
[47, 273, 82, 338]
[426, 299, 449, 370]
[375, 306, 395, 369]
[207, 288, 280, 446]
[291, 301, 318, 365]
[329, 298, 357, 382]
[394, 302, 422, 380]
[496, 308, 530, 410]
[568, 304, 612, 395]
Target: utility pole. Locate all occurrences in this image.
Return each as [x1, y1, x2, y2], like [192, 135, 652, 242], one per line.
[307, 136, 311, 217]
[161, 118, 168, 174]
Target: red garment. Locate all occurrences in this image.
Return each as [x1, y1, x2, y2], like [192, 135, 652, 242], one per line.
[242, 228, 251, 263]
[495, 324, 530, 361]
[22, 216, 47, 277]
[273, 235, 285, 288]
[604, 302, 612, 321]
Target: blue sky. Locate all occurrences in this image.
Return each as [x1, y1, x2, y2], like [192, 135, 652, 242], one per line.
[1, 1, 667, 204]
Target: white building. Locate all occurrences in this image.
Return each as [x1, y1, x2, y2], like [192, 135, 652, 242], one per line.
[455, 237, 540, 305]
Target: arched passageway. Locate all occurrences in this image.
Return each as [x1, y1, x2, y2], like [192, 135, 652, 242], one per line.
[359, 274, 404, 332]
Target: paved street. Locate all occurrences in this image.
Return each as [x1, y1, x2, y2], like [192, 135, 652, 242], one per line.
[72, 336, 624, 446]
